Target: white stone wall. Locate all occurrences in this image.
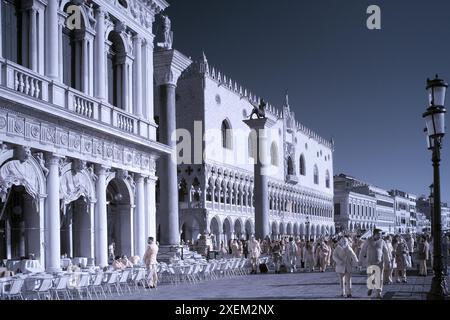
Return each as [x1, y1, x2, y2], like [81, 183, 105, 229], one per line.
[0, 0, 167, 270]
[175, 58, 335, 240]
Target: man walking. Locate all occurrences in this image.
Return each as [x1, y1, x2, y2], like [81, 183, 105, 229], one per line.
[333, 236, 358, 298]
[359, 228, 391, 299]
[248, 235, 261, 274]
[143, 237, 159, 288]
[286, 237, 298, 273]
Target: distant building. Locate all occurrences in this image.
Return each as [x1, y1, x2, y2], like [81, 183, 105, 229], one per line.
[390, 190, 413, 234]
[334, 174, 389, 233]
[416, 210, 431, 234]
[170, 54, 335, 247]
[416, 196, 450, 234]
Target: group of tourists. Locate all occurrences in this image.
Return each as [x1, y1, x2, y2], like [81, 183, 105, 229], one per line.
[212, 229, 449, 299]
[109, 237, 159, 289]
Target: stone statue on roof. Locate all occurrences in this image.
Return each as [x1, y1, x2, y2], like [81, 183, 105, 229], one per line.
[249, 98, 267, 119]
[156, 14, 173, 50]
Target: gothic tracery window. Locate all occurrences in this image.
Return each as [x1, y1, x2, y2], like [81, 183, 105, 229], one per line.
[299, 154, 306, 176]
[314, 165, 319, 185]
[270, 142, 278, 166]
[325, 170, 330, 188]
[221, 119, 232, 150]
[287, 156, 294, 175]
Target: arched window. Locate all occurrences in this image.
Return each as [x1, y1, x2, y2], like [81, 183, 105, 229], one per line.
[221, 119, 232, 150]
[299, 154, 306, 176]
[178, 179, 187, 202]
[248, 130, 257, 159]
[1, 0, 20, 64]
[270, 142, 278, 166]
[313, 165, 319, 185]
[287, 156, 294, 175]
[107, 32, 126, 109]
[325, 170, 330, 188]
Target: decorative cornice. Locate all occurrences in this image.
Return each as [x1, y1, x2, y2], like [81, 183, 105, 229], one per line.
[93, 0, 165, 33]
[0, 108, 155, 175]
[154, 49, 192, 86]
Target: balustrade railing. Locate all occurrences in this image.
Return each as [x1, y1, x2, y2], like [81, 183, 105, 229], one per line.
[72, 93, 94, 118]
[0, 60, 151, 138]
[14, 70, 43, 99]
[116, 112, 135, 133]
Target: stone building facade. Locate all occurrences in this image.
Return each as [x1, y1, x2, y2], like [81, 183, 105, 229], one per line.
[334, 174, 381, 233]
[0, 0, 172, 270]
[167, 54, 335, 248]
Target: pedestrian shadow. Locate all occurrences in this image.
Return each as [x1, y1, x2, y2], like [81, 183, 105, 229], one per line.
[271, 282, 340, 287]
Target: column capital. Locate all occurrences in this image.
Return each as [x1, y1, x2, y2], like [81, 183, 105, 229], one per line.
[146, 175, 158, 183]
[243, 117, 276, 131]
[133, 34, 143, 43]
[143, 35, 155, 47]
[94, 164, 111, 176]
[44, 153, 64, 166]
[135, 173, 147, 183]
[95, 7, 107, 18]
[154, 49, 192, 87]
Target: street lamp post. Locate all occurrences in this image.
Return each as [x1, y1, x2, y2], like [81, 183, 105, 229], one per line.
[429, 184, 434, 237]
[423, 75, 449, 299]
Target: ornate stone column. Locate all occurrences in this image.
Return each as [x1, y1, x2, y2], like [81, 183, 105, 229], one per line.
[243, 117, 275, 240]
[145, 174, 157, 239]
[134, 174, 146, 258]
[143, 37, 156, 139]
[30, 7, 38, 72]
[0, 2, 2, 58]
[133, 35, 143, 118]
[44, 154, 63, 272]
[154, 49, 191, 260]
[95, 165, 109, 267]
[45, 0, 58, 80]
[95, 9, 106, 100]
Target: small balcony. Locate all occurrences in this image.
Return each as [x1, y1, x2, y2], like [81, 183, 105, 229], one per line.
[0, 59, 157, 141]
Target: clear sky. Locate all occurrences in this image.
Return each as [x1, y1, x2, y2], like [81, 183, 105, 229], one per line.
[166, 0, 450, 202]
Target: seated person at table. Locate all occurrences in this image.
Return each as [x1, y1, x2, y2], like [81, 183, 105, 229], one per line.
[68, 264, 81, 272]
[112, 256, 126, 270]
[130, 256, 140, 266]
[121, 255, 134, 268]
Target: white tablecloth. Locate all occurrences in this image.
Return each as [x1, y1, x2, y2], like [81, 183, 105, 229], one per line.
[20, 260, 44, 274]
[61, 258, 72, 269]
[5, 260, 20, 272]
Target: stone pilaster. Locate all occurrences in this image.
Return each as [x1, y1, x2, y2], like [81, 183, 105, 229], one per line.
[45, 0, 58, 80]
[95, 8, 106, 100]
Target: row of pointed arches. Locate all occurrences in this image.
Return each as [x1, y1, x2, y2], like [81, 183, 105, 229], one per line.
[204, 215, 335, 248]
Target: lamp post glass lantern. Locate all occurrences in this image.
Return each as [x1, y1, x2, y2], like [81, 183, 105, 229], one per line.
[423, 75, 449, 299]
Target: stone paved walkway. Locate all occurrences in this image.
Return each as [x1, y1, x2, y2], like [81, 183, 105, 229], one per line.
[112, 269, 445, 300]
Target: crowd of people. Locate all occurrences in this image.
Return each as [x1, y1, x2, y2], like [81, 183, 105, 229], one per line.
[211, 230, 449, 299]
